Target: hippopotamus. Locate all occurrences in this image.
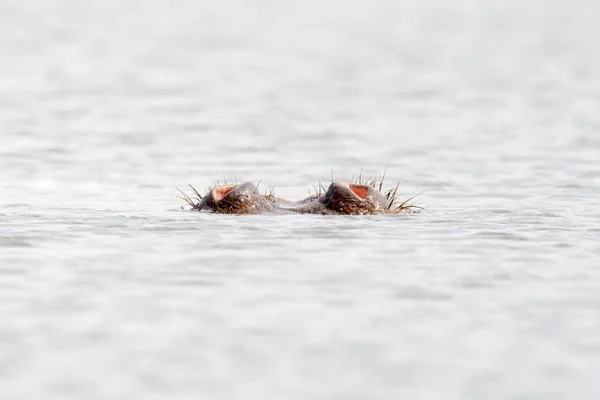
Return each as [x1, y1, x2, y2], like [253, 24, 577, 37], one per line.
[179, 177, 421, 215]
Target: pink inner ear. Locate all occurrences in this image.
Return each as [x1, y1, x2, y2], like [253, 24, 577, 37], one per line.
[349, 185, 369, 199]
[212, 185, 236, 201]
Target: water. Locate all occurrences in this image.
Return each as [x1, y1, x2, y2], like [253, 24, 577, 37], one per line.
[1, 0, 600, 398]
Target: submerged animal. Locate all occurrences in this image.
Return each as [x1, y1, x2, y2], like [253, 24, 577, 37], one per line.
[178, 175, 421, 215]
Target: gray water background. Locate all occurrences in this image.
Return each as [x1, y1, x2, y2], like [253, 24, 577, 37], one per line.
[1, 0, 600, 398]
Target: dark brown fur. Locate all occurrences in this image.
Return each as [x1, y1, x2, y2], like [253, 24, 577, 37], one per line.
[180, 175, 422, 215]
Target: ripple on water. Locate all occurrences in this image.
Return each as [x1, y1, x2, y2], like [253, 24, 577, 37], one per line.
[394, 285, 453, 301]
[0, 237, 34, 248]
[471, 231, 530, 241]
[2, 0, 600, 399]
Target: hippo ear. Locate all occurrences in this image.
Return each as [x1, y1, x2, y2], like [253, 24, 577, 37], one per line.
[211, 185, 237, 202]
[348, 184, 369, 200]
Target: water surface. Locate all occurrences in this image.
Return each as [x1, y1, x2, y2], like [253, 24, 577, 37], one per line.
[1, 0, 600, 399]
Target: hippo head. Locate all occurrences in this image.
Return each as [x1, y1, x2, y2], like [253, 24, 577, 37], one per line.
[182, 177, 421, 215]
[193, 182, 273, 214]
[319, 181, 391, 215]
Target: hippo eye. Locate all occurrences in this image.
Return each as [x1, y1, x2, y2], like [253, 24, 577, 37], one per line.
[212, 185, 237, 201]
[348, 184, 369, 200]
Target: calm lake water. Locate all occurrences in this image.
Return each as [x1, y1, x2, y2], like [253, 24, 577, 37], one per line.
[1, 0, 599, 398]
